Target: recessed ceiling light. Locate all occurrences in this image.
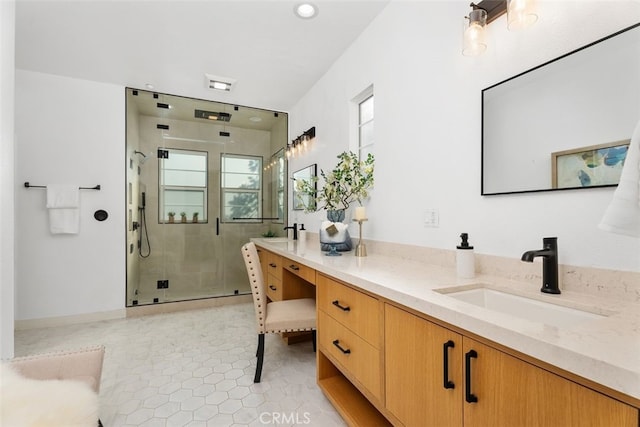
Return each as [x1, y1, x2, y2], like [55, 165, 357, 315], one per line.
[294, 3, 317, 19]
[249, 116, 262, 123]
[145, 83, 154, 90]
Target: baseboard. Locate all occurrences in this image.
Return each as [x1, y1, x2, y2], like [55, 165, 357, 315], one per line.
[14, 294, 254, 329]
[125, 294, 253, 317]
[15, 309, 126, 330]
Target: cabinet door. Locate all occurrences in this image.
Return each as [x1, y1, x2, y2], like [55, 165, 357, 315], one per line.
[385, 304, 463, 427]
[463, 338, 638, 427]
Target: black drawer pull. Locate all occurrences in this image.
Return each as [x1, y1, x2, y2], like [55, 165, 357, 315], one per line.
[289, 264, 300, 271]
[465, 349, 478, 403]
[443, 340, 455, 389]
[332, 339, 351, 355]
[269, 285, 277, 291]
[268, 263, 276, 268]
[332, 300, 351, 311]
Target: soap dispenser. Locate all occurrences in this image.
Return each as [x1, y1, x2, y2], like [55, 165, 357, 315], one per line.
[456, 233, 475, 279]
[298, 224, 306, 242]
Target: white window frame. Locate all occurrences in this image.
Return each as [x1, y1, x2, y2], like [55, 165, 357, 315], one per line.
[221, 153, 263, 223]
[350, 85, 374, 160]
[159, 148, 208, 224]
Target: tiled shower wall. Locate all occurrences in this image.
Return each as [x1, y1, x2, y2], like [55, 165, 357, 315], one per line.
[129, 115, 283, 304]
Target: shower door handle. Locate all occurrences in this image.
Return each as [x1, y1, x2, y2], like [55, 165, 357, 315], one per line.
[216, 218, 219, 236]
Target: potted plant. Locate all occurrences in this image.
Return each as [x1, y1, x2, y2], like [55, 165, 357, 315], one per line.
[167, 212, 176, 224]
[294, 151, 374, 252]
[295, 151, 375, 218]
[180, 212, 187, 223]
[192, 212, 199, 223]
[262, 229, 277, 238]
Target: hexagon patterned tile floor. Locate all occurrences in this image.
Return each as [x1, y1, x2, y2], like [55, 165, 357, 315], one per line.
[14, 302, 345, 427]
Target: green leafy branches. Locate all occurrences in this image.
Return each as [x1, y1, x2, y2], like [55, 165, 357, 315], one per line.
[294, 151, 374, 212]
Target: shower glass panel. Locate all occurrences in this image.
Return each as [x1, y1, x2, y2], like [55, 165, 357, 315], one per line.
[125, 88, 288, 306]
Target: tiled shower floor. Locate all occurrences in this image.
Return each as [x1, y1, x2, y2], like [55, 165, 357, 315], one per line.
[14, 303, 345, 426]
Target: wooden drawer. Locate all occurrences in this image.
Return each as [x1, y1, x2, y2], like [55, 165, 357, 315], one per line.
[265, 275, 283, 301]
[265, 253, 282, 281]
[319, 311, 382, 401]
[317, 274, 381, 348]
[283, 259, 316, 284]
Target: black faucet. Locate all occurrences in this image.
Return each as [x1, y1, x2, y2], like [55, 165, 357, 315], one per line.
[284, 223, 298, 240]
[521, 237, 560, 294]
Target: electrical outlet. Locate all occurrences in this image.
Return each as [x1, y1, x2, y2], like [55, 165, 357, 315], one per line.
[157, 280, 169, 289]
[424, 209, 440, 227]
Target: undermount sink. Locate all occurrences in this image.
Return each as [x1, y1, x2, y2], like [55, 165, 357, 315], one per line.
[261, 237, 290, 243]
[436, 285, 608, 328]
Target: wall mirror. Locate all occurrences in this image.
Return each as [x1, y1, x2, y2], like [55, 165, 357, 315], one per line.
[292, 164, 317, 211]
[482, 23, 640, 195]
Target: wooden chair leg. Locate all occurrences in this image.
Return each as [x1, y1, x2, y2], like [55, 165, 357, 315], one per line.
[312, 330, 317, 353]
[254, 334, 265, 383]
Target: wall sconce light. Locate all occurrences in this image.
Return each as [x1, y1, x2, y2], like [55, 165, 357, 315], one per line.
[463, 8, 487, 56]
[286, 126, 316, 159]
[463, 0, 537, 56]
[506, 0, 538, 30]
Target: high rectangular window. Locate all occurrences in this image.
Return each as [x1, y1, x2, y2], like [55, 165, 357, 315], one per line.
[359, 94, 374, 160]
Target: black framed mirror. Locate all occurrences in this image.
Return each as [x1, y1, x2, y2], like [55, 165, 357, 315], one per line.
[292, 164, 317, 211]
[482, 23, 640, 195]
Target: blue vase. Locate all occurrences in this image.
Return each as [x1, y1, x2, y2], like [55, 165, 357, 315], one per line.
[320, 209, 352, 252]
[326, 209, 345, 222]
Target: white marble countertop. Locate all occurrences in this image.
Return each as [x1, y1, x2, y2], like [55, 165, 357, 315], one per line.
[252, 238, 640, 402]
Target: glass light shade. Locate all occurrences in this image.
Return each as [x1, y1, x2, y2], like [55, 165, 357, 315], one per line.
[507, 0, 538, 31]
[463, 9, 487, 56]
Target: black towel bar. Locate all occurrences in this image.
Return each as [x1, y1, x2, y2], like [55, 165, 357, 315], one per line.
[24, 182, 101, 190]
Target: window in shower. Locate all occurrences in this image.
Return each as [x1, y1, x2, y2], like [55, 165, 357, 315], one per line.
[221, 154, 262, 222]
[159, 148, 208, 223]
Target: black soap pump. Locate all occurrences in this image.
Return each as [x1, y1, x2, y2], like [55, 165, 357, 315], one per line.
[456, 233, 475, 279]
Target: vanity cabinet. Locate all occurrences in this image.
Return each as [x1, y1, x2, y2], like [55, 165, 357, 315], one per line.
[463, 338, 638, 427]
[316, 273, 391, 426]
[317, 274, 383, 399]
[255, 242, 639, 426]
[385, 304, 463, 427]
[385, 304, 639, 427]
[258, 249, 283, 301]
[283, 259, 316, 285]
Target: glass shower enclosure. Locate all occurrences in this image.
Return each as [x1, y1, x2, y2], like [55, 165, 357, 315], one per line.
[126, 89, 287, 306]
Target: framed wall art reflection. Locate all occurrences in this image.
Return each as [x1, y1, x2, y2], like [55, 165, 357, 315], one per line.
[551, 140, 630, 189]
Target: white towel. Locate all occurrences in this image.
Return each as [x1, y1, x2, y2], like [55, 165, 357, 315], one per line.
[46, 184, 80, 234]
[598, 118, 640, 237]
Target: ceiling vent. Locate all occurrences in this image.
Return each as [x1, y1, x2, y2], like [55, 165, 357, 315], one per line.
[195, 109, 231, 121]
[205, 73, 236, 92]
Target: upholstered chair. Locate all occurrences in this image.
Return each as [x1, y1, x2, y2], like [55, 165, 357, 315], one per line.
[2, 345, 105, 426]
[241, 242, 316, 383]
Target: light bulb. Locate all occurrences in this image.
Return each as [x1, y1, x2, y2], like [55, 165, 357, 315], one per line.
[462, 9, 487, 56]
[507, 0, 538, 31]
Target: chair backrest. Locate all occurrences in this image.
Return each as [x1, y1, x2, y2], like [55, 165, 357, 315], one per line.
[241, 242, 267, 333]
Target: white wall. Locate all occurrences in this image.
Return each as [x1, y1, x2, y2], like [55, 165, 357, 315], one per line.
[15, 70, 125, 320]
[1, 0, 15, 358]
[289, 1, 640, 272]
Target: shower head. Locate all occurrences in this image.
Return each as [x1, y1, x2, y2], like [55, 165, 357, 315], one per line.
[134, 150, 153, 164]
